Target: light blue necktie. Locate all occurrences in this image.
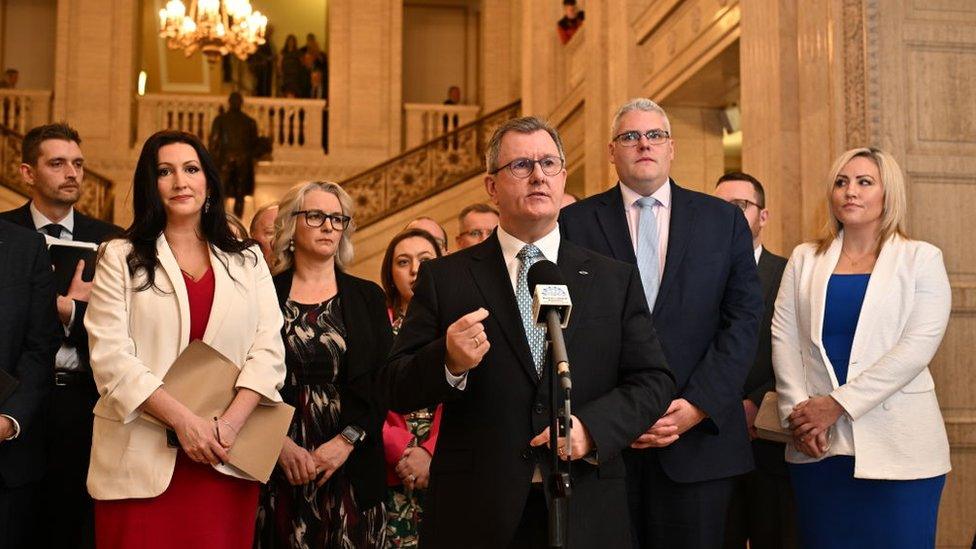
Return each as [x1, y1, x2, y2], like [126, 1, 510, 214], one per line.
[635, 196, 661, 312]
[516, 244, 546, 376]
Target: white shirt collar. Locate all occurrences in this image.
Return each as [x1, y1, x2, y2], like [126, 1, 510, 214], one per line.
[496, 223, 561, 266]
[619, 179, 672, 209]
[29, 202, 75, 235]
[754, 245, 762, 265]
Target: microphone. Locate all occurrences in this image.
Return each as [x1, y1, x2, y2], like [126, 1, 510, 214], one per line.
[527, 260, 572, 328]
[528, 261, 572, 390]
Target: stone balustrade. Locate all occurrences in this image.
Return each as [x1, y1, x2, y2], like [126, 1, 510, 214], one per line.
[136, 94, 328, 157]
[402, 103, 481, 150]
[0, 89, 53, 135]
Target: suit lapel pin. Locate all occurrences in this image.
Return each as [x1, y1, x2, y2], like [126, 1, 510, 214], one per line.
[578, 270, 588, 275]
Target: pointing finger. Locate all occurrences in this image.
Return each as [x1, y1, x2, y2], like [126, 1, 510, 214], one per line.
[451, 308, 489, 332]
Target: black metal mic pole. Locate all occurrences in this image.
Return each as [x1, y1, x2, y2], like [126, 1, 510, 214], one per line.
[546, 309, 571, 549]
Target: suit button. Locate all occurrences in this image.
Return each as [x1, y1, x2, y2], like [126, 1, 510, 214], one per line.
[534, 403, 544, 414]
[521, 449, 532, 460]
[882, 402, 891, 411]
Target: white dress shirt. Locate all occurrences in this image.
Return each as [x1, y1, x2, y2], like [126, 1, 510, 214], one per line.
[445, 224, 561, 389]
[619, 181, 671, 279]
[29, 203, 82, 372]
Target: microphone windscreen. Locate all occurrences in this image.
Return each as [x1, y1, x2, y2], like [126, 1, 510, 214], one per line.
[527, 260, 564, 293]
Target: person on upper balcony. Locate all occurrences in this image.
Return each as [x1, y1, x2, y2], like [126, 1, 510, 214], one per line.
[557, 0, 585, 45]
[443, 86, 461, 106]
[0, 68, 18, 89]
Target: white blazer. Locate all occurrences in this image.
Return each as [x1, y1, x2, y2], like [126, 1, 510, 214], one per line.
[772, 234, 951, 480]
[85, 235, 286, 500]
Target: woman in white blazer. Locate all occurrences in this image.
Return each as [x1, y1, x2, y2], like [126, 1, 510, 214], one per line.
[772, 147, 950, 548]
[85, 131, 285, 549]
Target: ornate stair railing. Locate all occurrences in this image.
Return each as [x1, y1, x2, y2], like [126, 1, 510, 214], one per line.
[0, 125, 115, 222]
[340, 100, 520, 228]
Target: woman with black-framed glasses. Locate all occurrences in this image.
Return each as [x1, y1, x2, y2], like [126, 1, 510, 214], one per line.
[255, 181, 391, 548]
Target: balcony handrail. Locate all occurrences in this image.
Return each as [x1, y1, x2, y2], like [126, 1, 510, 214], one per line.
[402, 102, 481, 114]
[0, 124, 115, 222]
[402, 103, 482, 150]
[339, 100, 521, 229]
[343, 100, 518, 182]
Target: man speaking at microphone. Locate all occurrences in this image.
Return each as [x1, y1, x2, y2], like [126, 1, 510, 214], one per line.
[382, 116, 675, 549]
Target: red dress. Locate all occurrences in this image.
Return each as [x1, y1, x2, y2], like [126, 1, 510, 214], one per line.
[95, 267, 261, 549]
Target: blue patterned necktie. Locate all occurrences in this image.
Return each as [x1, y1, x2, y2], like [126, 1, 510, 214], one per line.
[635, 196, 661, 312]
[515, 244, 546, 376]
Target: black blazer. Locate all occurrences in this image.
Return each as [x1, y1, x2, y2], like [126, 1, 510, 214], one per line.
[744, 248, 788, 406]
[560, 181, 763, 482]
[272, 268, 392, 510]
[747, 247, 788, 474]
[0, 202, 120, 375]
[381, 234, 675, 548]
[0, 220, 61, 487]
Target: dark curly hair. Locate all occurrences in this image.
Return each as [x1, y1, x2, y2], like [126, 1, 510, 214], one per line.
[121, 130, 257, 291]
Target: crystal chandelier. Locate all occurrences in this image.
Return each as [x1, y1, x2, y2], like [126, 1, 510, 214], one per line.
[159, 0, 268, 63]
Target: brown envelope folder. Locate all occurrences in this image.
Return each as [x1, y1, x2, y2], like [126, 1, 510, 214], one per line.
[142, 340, 293, 483]
[754, 390, 793, 444]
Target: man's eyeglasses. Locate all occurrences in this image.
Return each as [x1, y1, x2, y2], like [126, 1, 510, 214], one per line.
[728, 198, 763, 212]
[292, 210, 351, 230]
[459, 228, 494, 240]
[613, 129, 671, 147]
[490, 156, 565, 178]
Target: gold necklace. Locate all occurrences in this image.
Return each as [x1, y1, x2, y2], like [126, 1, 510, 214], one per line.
[841, 248, 875, 267]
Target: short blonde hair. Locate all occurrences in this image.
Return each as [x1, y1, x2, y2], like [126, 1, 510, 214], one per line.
[815, 147, 909, 254]
[271, 181, 356, 273]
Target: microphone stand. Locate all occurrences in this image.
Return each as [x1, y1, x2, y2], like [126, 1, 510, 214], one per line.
[545, 308, 572, 549]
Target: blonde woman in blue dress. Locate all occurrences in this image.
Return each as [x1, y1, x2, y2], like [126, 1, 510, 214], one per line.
[772, 147, 951, 548]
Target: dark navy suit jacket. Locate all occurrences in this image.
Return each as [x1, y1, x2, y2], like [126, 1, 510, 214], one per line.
[0, 219, 60, 487]
[560, 180, 762, 482]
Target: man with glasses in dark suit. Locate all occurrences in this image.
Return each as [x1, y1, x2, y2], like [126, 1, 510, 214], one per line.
[382, 116, 675, 548]
[560, 98, 763, 549]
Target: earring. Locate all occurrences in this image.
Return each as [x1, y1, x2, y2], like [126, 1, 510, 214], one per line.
[204, 197, 211, 214]
[288, 239, 295, 252]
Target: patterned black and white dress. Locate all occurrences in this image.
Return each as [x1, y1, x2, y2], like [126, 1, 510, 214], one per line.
[256, 296, 386, 549]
